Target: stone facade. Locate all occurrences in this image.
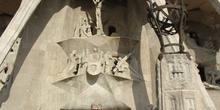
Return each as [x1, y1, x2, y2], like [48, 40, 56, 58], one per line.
[0, 0, 219, 110]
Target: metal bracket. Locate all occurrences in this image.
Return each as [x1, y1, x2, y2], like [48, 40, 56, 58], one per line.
[146, 0, 188, 56]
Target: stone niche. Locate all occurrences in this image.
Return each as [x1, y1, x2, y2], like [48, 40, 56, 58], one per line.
[182, 2, 220, 86]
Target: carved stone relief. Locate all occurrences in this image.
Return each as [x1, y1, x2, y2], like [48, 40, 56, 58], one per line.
[164, 92, 182, 110]
[185, 98, 195, 110]
[167, 60, 187, 82]
[54, 48, 135, 109]
[182, 91, 198, 110]
[0, 62, 8, 86]
[207, 69, 220, 85]
[74, 17, 92, 38]
[79, 18, 92, 38]
[163, 54, 193, 90]
[163, 91, 199, 110]
[54, 37, 142, 109]
[0, 60, 13, 92]
[0, 37, 20, 96]
[203, 37, 215, 50]
[0, 60, 13, 91]
[60, 48, 135, 79]
[157, 54, 215, 110]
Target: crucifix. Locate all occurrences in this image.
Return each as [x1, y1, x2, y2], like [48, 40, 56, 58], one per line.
[92, 0, 105, 35]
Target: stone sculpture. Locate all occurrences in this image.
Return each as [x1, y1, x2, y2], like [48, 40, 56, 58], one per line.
[0, 67, 13, 91]
[203, 37, 215, 50]
[54, 35, 144, 109]
[112, 53, 131, 78]
[74, 17, 92, 38]
[79, 18, 92, 38]
[54, 48, 135, 109]
[61, 50, 77, 74]
[0, 62, 8, 74]
[60, 48, 132, 77]
[92, 0, 105, 35]
[203, 82, 220, 90]
[0, 62, 8, 89]
[207, 69, 220, 84]
[86, 48, 103, 75]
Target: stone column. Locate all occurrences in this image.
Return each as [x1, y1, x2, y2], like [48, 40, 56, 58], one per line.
[157, 54, 216, 110]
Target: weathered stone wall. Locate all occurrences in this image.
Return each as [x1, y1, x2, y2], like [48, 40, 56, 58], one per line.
[0, 0, 219, 109]
[0, 0, 161, 109]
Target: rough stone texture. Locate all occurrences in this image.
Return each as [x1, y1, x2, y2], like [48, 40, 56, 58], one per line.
[0, 0, 155, 109]
[207, 90, 220, 109]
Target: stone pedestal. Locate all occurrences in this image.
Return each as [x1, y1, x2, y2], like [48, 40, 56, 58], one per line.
[157, 54, 216, 110]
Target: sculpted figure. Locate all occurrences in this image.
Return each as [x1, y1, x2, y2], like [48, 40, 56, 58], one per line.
[112, 53, 132, 75]
[207, 69, 220, 84]
[92, 0, 105, 35]
[0, 61, 13, 90]
[73, 17, 81, 37]
[80, 18, 92, 38]
[203, 37, 215, 49]
[207, 70, 214, 84]
[86, 48, 102, 75]
[0, 62, 8, 74]
[0, 62, 8, 85]
[62, 50, 77, 74]
[103, 51, 112, 73]
[74, 17, 92, 38]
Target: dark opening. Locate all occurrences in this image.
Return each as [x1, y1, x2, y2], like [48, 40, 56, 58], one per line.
[0, 27, 7, 37]
[198, 65, 206, 81]
[10, 48, 14, 52]
[216, 80, 220, 85]
[188, 7, 201, 12]
[74, 64, 80, 75]
[4, 67, 8, 73]
[0, 13, 13, 17]
[91, 27, 94, 35]
[189, 31, 200, 46]
[105, 0, 128, 7]
[108, 26, 116, 36]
